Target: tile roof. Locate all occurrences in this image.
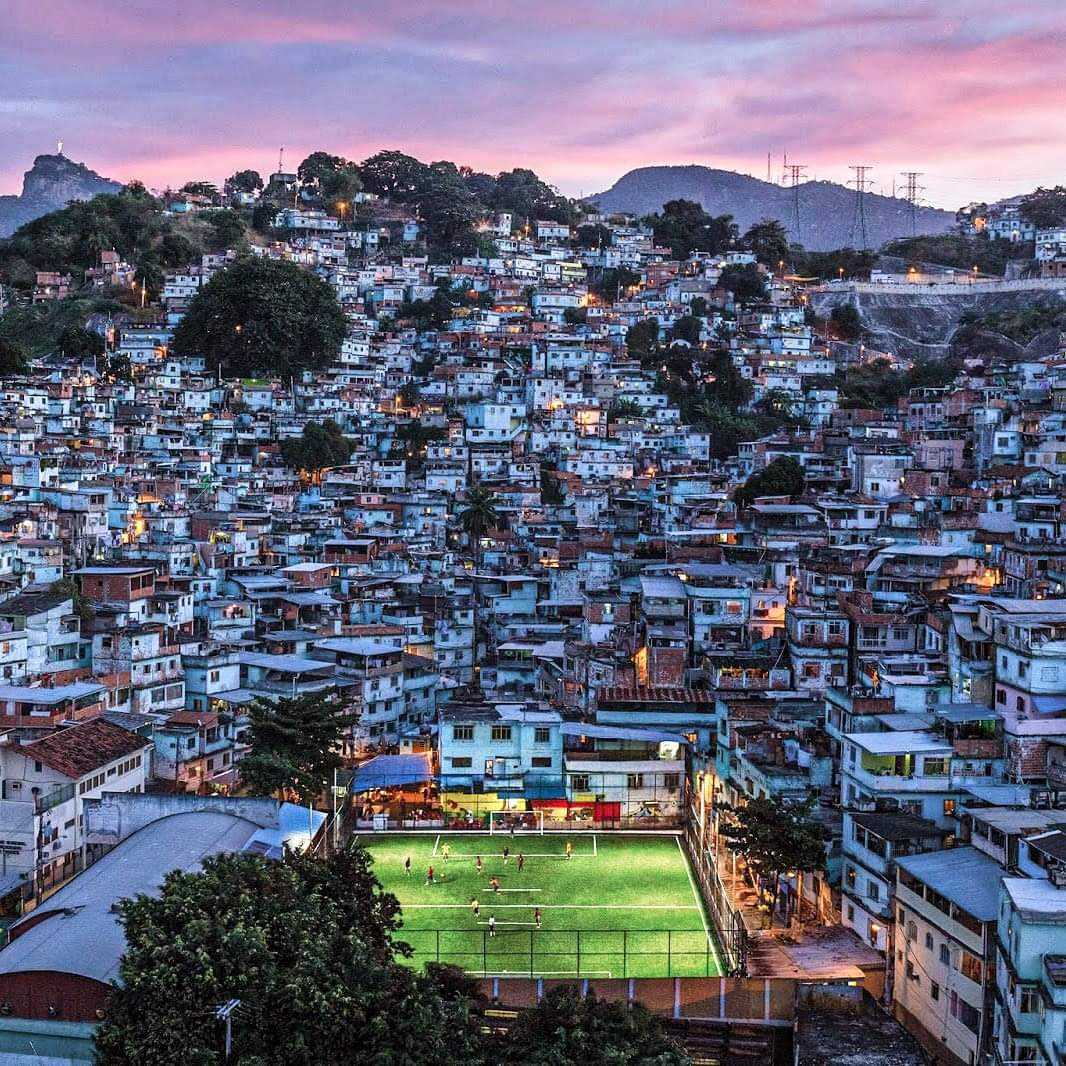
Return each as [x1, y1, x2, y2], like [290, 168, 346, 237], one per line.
[21, 718, 151, 780]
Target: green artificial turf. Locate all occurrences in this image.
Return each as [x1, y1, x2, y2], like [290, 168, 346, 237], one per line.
[361, 832, 723, 978]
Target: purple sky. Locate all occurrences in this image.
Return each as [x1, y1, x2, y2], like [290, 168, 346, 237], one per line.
[4, 0, 1065, 208]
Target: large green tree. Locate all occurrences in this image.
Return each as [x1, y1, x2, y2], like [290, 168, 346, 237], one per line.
[459, 484, 501, 568]
[239, 692, 356, 804]
[743, 219, 790, 267]
[646, 199, 737, 260]
[734, 455, 805, 509]
[280, 419, 353, 479]
[717, 796, 827, 927]
[94, 846, 486, 1066]
[717, 263, 767, 303]
[495, 986, 688, 1066]
[171, 257, 346, 378]
[1021, 186, 1066, 230]
[227, 169, 264, 194]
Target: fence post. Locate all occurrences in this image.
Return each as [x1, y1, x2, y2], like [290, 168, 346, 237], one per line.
[576, 928, 581, 977]
[623, 930, 628, 978]
[436, 928, 440, 964]
[482, 928, 487, 978]
[668, 929, 672, 976]
[529, 928, 534, 978]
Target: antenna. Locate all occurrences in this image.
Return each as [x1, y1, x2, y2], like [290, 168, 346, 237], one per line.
[900, 171, 924, 237]
[849, 165, 874, 250]
[278, 146, 285, 173]
[767, 151, 772, 183]
[785, 164, 806, 244]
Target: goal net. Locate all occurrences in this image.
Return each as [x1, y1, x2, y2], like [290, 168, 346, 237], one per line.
[488, 810, 545, 835]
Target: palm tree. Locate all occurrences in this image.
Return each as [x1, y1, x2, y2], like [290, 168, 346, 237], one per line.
[459, 484, 500, 571]
[458, 484, 500, 692]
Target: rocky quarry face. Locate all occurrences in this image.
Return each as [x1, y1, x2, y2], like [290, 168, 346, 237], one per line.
[809, 287, 1066, 361]
[0, 154, 123, 237]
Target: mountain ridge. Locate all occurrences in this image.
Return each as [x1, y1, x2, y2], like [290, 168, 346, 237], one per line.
[587, 164, 956, 251]
[0, 154, 123, 238]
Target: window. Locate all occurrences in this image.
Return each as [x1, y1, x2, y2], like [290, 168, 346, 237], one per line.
[847, 904, 855, 921]
[531, 756, 552, 768]
[923, 758, 948, 776]
[490, 725, 512, 742]
[1020, 987, 1038, 1014]
[452, 725, 474, 742]
[931, 982, 940, 1002]
[663, 773, 680, 791]
[449, 757, 472, 769]
[867, 881, 880, 902]
[571, 774, 590, 791]
[960, 950, 983, 984]
[33, 761, 42, 773]
[925, 932, 934, 950]
[943, 799, 956, 816]
[627, 773, 644, 789]
[534, 727, 551, 744]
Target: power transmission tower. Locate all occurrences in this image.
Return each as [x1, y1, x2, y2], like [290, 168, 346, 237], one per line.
[900, 171, 924, 236]
[785, 163, 806, 244]
[849, 165, 874, 250]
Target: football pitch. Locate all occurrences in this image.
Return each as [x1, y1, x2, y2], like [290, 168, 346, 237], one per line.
[362, 832, 723, 978]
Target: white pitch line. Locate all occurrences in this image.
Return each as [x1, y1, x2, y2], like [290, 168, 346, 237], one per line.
[593, 834, 598, 856]
[402, 903, 701, 910]
[489, 888, 541, 893]
[472, 970, 612, 976]
[432, 834, 440, 856]
[677, 837, 722, 974]
[476, 920, 538, 927]
[442, 853, 596, 860]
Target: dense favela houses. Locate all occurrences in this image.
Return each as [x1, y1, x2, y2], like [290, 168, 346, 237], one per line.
[4, 150, 1066, 1065]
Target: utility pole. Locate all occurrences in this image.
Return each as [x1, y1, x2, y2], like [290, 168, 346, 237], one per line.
[785, 163, 806, 245]
[900, 171, 924, 237]
[848, 165, 874, 251]
[215, 999, 241, 1060]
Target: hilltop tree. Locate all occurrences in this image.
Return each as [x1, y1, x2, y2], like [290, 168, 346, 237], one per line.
[94, 846, 486, 1066]
[717, 796, 827, 927]
[171, 257, 346, 378]
[718, 263, 767, 303]
[489, 168, 576, 226]
[181, 181, 219, 201]
[227, 169, 264, 194]
[239, 692, 356, 804]
[734, 456, 805, 509]
[1021, 186, 1066, 230]
[593, 266, 641, 302]
[360, 150, 432, 201]
[495, 985, 688, 1066]
[280, 419, 353, 479]
[646, 199, 737, 260]
[743, 219, 790, 268]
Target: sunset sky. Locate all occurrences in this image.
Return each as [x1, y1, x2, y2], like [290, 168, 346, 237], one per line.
[4, 0, 1064, 209]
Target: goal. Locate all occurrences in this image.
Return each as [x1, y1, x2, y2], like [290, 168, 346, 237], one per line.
[488, 810, 545, 835]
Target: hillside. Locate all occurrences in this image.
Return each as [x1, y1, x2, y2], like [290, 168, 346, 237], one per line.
[0, 154, 123, 238]
[588, 165, 955, 251]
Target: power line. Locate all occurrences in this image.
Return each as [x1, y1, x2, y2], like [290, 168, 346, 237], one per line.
[785, 164, 806, 244]
[900, 171, 925, 236]
[849, 165, 874, 251]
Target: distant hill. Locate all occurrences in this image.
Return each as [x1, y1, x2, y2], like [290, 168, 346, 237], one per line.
[0, 154, 123, 238]
[587, 165, 956, 251]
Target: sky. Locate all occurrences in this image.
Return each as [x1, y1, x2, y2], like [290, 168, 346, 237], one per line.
[3, 0, 1065, 209]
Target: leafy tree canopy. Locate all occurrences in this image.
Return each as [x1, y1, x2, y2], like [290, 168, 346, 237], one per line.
[239, 690, 356, 803]
[717, 263, 767, 303]
[1021, 185, 1066, 230]
[734, 455, 805, 508]
[227, 169, 264, 194]
[57, 324, 105, 358]
[171, 256, 346, 378]
[0, 337, 29, 375]
[743, 219, 789, 267]
[829, 303, 864, 343]
[645, 199, 737, 260]
[280, 419, 354, 477]
[495, 986, 688, 1066]
[625, 317, 660, 360]
[717, 795, 827, 927]
[881, 233, 1030, 276]
[94, 846, 486, 1066]
[593, 266, 641, 301]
